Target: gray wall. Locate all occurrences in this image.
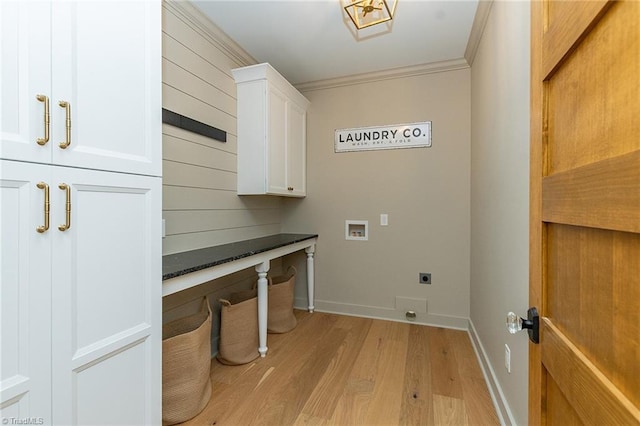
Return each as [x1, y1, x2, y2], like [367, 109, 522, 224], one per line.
[160, 1, 532, 420]
[283, 70, 471, 329]
[470, 1, 531, 424]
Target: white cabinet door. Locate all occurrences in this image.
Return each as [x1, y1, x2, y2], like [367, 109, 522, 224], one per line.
[286, 101, 306, 197]
[267, 85, 287, 195]
[50, 166, 161, 425]
[1, 1, 161, 177]
[0, 160, 52, 423]
[1, 2, 161, 423]
[0, 1, 52, 165]
[267, 86, 306, 197]
[0, 161, 161, 424]
[51, 1, 162, 176]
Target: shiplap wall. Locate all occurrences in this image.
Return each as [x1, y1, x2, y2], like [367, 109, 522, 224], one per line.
[161, 1, 284, 351]
[162, 1, 282, 256]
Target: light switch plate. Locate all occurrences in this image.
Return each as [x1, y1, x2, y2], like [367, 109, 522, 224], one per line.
[380, 214, 388, 226]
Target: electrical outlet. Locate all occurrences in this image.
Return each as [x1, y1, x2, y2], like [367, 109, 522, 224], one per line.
[419, 273, 431, 284]
[505, 344, 511, 373]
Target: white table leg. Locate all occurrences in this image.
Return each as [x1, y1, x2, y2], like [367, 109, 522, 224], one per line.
[305, 244, 315, 313]
[255, 260, 270, 357]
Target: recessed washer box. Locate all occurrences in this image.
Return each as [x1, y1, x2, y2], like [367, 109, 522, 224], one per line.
[346, 220, 368, 241]
[395, 296, 428, 313]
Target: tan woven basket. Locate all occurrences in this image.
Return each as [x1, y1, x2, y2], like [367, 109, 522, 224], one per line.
[162, 298, 212, 425]
[217, 292, 259, 365]
[267, 266, 297, 334]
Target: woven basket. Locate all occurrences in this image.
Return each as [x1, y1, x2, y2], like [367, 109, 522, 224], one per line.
[267, 266, 297, 334]
[217, 292, 259, 365]
[162, 298, 212, 425]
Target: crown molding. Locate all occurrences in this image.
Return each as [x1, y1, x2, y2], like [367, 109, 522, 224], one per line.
[464, 0, 494, 66]
[164, 0, 487, 92]
[163, 0, 256, 68]
[294, 58, 470, 93]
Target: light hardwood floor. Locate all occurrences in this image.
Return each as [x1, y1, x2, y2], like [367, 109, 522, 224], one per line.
[182, 310, 499, 426]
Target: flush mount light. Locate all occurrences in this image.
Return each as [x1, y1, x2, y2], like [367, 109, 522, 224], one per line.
[344, 0, 398, 30]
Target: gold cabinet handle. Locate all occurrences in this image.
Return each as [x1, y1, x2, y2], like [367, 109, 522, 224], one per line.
[36, 182, 50, 233]
[36, 94, 50, 146]
[58, 100, 71, 149]
[58, 183, 71, 231]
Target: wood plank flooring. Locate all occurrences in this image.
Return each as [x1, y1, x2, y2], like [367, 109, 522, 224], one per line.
[180, 311, 499, 426]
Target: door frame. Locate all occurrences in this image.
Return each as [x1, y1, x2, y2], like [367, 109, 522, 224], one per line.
[528, 0, 544, 423]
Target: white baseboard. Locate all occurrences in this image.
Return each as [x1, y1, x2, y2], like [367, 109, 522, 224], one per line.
[295, 297, 469, 330]
[468, 319, 515, 425]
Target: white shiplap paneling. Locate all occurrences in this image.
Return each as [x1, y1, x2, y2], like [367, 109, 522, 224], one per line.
[161, 1, 281, 257]
[163, 209, 281, 236]
[163, 123, 236, 155]
[163, 186, 278, 211]
[162, 84, 236, 136]
[163, 132, 236, 172]
[161, 1, 284, 350]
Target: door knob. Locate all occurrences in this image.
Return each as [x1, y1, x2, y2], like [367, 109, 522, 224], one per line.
[506, 307, 539, 344]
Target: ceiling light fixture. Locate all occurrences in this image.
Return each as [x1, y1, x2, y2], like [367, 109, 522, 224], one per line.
[344, 0, 398, 30]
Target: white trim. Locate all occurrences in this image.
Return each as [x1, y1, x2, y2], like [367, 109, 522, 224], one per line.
[163, 0, 256, 68]
[298, 298, 469, 330]
[465, 0, 494, 66]
[345, 220, 369, 241]
[294, 58, 470, 92]
[468, 318, 516, 426]
[164, 0, 487, 91]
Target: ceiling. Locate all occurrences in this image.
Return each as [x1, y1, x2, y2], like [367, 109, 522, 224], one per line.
[191, 0, 483, 87]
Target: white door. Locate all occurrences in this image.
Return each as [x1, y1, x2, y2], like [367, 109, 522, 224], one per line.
[50, 1, 162, 176]
[1, 1, 161, 177]
[267, 85, 287, 195]
[0, 160, 52, 422]
[0, 1, 52, 164]
[50, 166, 161, 425]
[286, 102, 306, 197]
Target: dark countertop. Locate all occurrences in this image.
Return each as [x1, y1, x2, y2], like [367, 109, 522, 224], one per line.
[162, 233, 318, 281]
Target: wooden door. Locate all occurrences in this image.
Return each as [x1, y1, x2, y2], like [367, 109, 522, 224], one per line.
[530, 0, 640, 424]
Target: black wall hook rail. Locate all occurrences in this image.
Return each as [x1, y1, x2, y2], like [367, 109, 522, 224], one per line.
[162, 108, 227, 143]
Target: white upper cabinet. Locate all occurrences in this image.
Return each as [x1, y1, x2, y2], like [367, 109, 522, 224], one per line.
[232, 63, 310, 197]
[1, 1, 162, 177]
[0, 1, 52, 165]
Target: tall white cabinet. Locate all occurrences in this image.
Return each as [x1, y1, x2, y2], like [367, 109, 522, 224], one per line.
[232, 63, 310, 197]
[1, 2, 162, 424]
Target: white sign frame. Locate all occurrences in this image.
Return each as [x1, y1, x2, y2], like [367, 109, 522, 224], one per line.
[335, 121, 432, 153]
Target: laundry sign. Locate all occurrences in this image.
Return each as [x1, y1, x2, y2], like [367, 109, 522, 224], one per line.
[335, 121, 432, 153]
